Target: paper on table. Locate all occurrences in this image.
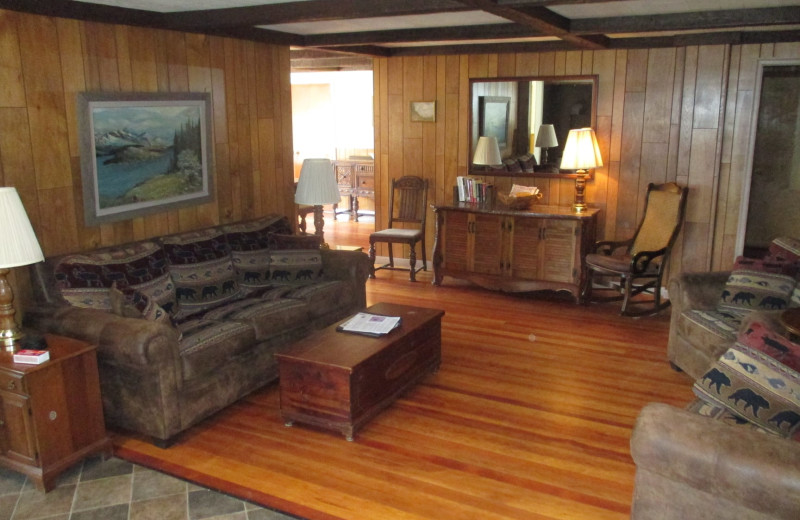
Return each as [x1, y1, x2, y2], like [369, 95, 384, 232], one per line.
[338, 312, 401, 336]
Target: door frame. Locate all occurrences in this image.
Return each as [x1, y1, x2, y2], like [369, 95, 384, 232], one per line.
[736, 58, 800, 256]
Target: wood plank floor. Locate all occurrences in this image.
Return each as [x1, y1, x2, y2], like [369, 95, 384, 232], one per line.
[113, 216, 696, 520]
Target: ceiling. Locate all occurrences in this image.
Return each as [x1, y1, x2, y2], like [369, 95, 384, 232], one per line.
[4, 0, 800, 70]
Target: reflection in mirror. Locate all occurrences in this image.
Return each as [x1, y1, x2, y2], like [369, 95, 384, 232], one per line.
[470, 76, 597, 176]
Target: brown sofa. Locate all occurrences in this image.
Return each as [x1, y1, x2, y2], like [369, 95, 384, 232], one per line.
[634, 237, 800, 518]
[25, 215, 371, 446]
[631, 403, 800, 520]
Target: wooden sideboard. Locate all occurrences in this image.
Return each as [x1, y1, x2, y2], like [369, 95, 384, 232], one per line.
[333, 159, 374, 221]
[431, 203, 600, 301]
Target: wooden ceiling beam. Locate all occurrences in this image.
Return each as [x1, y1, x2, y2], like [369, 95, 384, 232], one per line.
[303, 23, 543, 47]
[572, 7, 800, 34]
[454, 0, 607, 49]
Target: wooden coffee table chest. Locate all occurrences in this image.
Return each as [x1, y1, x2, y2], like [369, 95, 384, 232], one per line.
[276, 303, 444, 440]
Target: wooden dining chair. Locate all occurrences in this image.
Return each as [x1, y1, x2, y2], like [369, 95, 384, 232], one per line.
[369, 176, 428, 282]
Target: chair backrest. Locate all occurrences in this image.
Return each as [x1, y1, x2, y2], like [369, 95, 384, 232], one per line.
[630, 182, 688, 256]
[388, 176, 428, 229]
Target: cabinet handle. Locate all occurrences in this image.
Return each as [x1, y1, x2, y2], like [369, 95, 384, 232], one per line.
[7, 381, 15, 390]
[48, 411, 58, 421]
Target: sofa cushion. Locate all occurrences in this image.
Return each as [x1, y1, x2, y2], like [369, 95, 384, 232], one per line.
[224, 215, 293, 291]
[717, 268, 795, 315]
[201, 297, 308, 341]
[160, 228, 240, 319]
[54, 242, 174, 312]
[738, 317, 800, 372]
[693, 342, 800, 438]
[175, 318, 257, 381]
[268, 234, 323, 286]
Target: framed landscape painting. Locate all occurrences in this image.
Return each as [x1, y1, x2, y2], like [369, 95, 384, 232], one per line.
[479, 96, 510, 149]
[77, 92, 214, 226]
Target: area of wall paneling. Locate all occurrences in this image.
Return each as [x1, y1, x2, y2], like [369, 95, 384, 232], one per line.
[373, 43, 800, 274]
[0, 9, 294, 258]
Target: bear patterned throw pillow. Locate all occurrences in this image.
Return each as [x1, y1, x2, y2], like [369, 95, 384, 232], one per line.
[693, 341, 800, 438]
[717, 260, 796, 316]
[267, 234, 323, 286]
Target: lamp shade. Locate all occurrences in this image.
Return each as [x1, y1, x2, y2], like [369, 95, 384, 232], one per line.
[294, 159, 341, 205]
[560, 128, 603, 170]
[473, 136, 502, 166]
[534, 124, 558, 148]
[0, 187, 44, 268]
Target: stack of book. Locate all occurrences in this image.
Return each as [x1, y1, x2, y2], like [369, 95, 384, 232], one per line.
[455, 176, 494, 204]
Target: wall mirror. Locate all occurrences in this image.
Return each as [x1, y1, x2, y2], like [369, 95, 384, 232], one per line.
[469, 75, 597, 177]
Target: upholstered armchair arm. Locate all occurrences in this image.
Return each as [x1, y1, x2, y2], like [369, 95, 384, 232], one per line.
[321, 249, 371, 308]
[667, 270, 730, 312]
[24, 304, 181, 367]
[593, 237, 633, 255]
[631, 403, 800, 520]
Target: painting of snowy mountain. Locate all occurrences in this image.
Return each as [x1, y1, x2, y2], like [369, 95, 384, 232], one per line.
[78, 92, 213, 225]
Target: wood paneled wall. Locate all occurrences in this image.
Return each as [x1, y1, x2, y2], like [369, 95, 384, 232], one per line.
[373, 43, 800, 274]
[0, 9, 294, 258]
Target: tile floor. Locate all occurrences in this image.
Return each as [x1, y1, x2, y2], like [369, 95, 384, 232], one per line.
[0, 456, 300, 520]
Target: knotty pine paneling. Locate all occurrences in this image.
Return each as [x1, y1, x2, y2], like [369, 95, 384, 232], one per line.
[0, 9, 293, 313]
[374, 41, 800, 275]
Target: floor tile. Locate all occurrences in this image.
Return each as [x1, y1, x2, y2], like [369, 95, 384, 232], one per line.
[189, 489, 245, 519]
[129, 494, 188, 520]
[131, 468, 187, 502]
[71, 474, 131, 512]
[69, 504, 129, 520]
[12, 485, 76, 520]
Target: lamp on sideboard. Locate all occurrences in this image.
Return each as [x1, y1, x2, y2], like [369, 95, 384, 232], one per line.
[0, 187, 44, 351]
[294, 159, 341, 243]
[560, 128, 603, 213]
[472, 136, 502, 171]
[534, 124, 558, 167]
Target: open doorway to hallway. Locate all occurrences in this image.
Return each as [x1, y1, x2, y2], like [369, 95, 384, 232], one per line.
[291, 70, 374, 248]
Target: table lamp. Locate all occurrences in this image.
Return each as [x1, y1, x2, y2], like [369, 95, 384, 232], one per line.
[560, 128, 603, 213]
[294, 159, 341, 242]
[0, 187, 45, 351]
[535, 124, 558, 166]
[472, 136, 502, 171]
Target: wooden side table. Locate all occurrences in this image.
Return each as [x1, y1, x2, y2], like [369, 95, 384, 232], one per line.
[781, 307, 800, 341]
[0, 334, 112, 491]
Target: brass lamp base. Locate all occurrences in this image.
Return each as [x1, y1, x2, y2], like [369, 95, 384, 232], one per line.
[573, 170, 588, 213]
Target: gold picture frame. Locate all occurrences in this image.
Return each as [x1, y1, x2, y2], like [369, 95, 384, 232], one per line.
[410, 101, 436, 122]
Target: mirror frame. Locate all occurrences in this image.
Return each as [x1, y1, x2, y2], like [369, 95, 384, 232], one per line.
[469, 75, 598, 178]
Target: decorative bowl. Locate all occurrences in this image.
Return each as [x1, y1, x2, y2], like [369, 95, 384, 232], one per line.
[497, 191, 543, 210]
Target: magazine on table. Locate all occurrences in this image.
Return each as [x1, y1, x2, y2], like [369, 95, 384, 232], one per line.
[337, 312, 402, 337]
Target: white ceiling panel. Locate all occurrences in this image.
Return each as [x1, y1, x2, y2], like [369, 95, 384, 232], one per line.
[261, 11, 509, 36]
[74, 0, 306, 13]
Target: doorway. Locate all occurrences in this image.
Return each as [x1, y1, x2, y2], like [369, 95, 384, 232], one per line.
[740, 61, 800, 258]
[291, 71, 375, 248]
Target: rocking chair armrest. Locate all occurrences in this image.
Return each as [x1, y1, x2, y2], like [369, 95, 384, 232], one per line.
[594, 238, 633, 256]
[631, 248, 667, 274]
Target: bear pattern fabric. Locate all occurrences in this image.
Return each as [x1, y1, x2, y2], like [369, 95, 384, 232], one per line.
[717, 268, 796, 316]
[160, 228, 241, 319]
[693, 341, 800, 438]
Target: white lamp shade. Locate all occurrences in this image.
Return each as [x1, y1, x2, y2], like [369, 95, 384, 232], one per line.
[294, 159, 341, 205]
[0, 187, 44, 268]
[473, 136, 503, 166]
[534, 124, 558, 148]
[560, 128, 603, 170]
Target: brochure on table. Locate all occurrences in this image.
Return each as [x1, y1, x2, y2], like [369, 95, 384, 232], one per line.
[337, 312, 402, 337]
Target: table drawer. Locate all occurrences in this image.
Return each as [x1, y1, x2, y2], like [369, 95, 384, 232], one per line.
[0, 372, 25, 396]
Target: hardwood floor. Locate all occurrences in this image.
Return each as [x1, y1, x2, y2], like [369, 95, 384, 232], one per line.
[113, 216, 695, 520]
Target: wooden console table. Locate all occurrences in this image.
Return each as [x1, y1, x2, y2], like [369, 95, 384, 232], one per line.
[333, 159, 374, 221]
[431, 203, 599, 302]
